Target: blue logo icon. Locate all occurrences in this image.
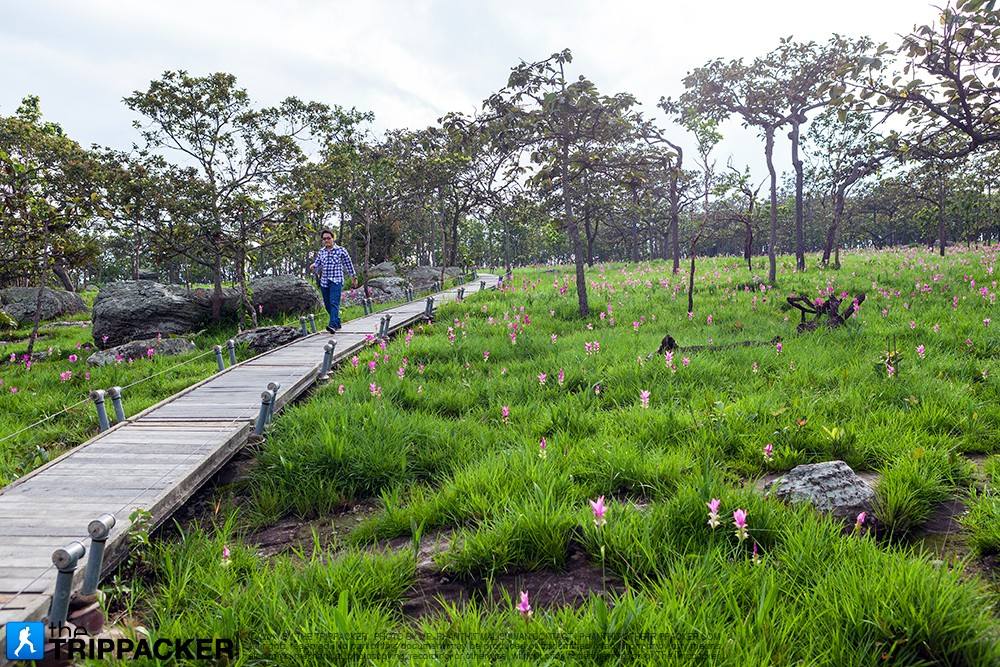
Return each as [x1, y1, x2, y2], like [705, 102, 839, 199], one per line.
[5, 622, 44, 661]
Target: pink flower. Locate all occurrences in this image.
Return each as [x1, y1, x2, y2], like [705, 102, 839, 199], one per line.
[985, 318, 992, 328]
[688, 311, 694, 320]
[916, 344, 925, 359]
[350, 355, 359, 368]
[854, 511, 867, 532]
[538, 372, 547, 385]
[775, 342, 783, 354]
[639, 389, 650, 409]
[706, 314, 713, 325]
[10, 386, 18, 394]
[733, 509, 749, 541]
[59, 370, 72, 382]
[222, 545, 231, 566]
[397, 367, 405, 379]
[338, 384, 345, 395]
[707, 498, 721, 529]
[84, 372, 90, 381]
[501, 405, 510, 422]
[932, 323, 940, 333]
[682, 357, 690, 367]
[68, 354, 78, 363]
[550, 333, 558, 344]
[501, 367, 507, 376]
[369, 383, 382, 398]
[483, 350, 490, 361]
[590, 496, 607, 527]
[102, 335, 109, 344]
[909, 320, 916, 330]
[557, 368, 565, 386]
[147, 347, 155, 358]
[886, 364, 896, 377]
[763, 443, 773, 461]
[751, 362, 759, 373]
[539, 437, 547, 459]
[368, 360, 377, 373]
[517, 591, 532, 619]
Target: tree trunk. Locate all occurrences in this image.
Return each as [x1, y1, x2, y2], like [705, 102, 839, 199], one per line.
[561, 138, 588, 317]
[938, 178, 947, 257]
[790, 118, 805, 271]
[823, 185, 845, 267]
[687, 239, 697, 314]
[211, 249, 223, 323]
[670, 166, 680, 273]
[52, 261, 74, 292]
[630, 182, 640, 262]
[764, 126, 778, 284]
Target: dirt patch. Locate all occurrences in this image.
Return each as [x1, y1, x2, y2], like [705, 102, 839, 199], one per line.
[248, 501, 380, 558]
[402, 543, 625, 619]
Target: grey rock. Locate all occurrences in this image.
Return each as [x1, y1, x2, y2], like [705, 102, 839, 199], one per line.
[404, 266, 463, 289]
[87, 337, 196, 366]
[250, 275, 322, 318]
[767, 460, 875, 521]
[369, 261, 398, 278]
[91, 281, 239, 349]
[0, 287, 87, 325]
[233, 325, 303, 355]
[343, 276, 413, 306]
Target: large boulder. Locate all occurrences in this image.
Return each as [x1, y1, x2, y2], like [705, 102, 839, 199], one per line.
[87, 337, 196, 366]
[250, 276, 322, 318]
[767, 460, 875, 521]
[233, 325, 303, 355]
[91, 281, 238, 350]
[369, 261, 398, 278]
[0, 287, 87, 325]
[404, 266, 462, 290]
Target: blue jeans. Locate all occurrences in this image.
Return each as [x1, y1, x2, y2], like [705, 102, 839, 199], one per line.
[320, 282, 343, 329]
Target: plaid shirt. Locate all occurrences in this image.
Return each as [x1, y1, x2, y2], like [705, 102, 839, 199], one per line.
[313, 245, 356, 287]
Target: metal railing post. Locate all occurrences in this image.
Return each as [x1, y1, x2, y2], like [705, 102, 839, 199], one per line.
[81, 514, 116, 597]
[227, 339, 237, 366]
[319, 341, 336, 381]
[299, 316, 308, 336]
[214, 345, 225, 371]
[425, 296, 434, 319]
[308, 314, 317, 333]
[108, 386, 126, 423]
[266, 382, 281, 423]
[48, 541, 86, 627]
[254, 391, 272, 436]
[480, 280, 486, 291]
[91, 390, 110, 432]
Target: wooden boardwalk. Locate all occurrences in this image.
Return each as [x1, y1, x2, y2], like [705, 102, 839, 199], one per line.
[0, 276, 496, 643]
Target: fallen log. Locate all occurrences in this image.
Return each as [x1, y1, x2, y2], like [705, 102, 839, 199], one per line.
[648, 333, 783, 359]
[787, 292, 866, 333]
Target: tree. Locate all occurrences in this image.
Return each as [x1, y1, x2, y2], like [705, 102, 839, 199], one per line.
[681, 58, 789, 283]
[124, 70, 356, 324]
[0, 96, 100, 353]
[485, 49, 638, 316]
[803, 108, 888, 267]
[679, 111, 722, 313]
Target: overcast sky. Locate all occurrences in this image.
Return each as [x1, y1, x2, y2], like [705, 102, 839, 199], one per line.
[2, 0, 939, 179]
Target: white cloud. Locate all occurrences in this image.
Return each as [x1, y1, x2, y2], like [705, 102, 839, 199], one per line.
[1, 0, 938, 177]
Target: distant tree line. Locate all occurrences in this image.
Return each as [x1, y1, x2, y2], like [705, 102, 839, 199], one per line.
[1, 0, 998, 319]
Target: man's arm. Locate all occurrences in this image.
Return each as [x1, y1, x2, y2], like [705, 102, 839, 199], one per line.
[341, 248, 357, 278]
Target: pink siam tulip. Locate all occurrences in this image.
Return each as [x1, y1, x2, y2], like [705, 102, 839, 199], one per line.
[707, 498, 721, 529]
[557, 368, 565, 386]
[59, 371, 72, 382]
[763, 443, 773, 461]
[501, 405, 510, 423]
[733, 509, 749, 541]
[639, 389, 650, 409]
[916, 345, 925, 359]
[369, 383, 382, 398]
[368, 360, 377, 373]
[517, 591, 532, 619]
[397, 367, 406, 379]
[854, 511, 867, 533]
[350, 356, 360, 368]
[338, 384, 345, 395]
[775, 342, 783, 354]
[682, 357, 690, 367]
[550, 333, 558, 344]
[483, 350, 490, 361]
[538, 372, 547, 385]
[222, 545, 231, 566]
[539, 437, 547, 459]
[590, 496, 607, 527]
[68, 354, 78, 363]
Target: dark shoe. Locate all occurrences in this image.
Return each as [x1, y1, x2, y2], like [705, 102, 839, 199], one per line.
[333, 324, 342, 331]
[326, 326, 337, 334]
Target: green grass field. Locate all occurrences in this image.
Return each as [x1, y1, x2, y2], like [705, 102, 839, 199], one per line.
[0, 288, 410, 487]
[4, 251, 1000, 664]
[99, 247, 1000, 665]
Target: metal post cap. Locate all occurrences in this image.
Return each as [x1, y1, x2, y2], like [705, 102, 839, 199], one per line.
[52, 541, 86, 570]
[88, 514, 116, 540]
[90, 389, 106, 402]
[108, 386, 122, 398]
[267, 381, 280, 392]
[260, 391, 272, 403]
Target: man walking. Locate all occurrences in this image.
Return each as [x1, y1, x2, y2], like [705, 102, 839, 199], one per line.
[311, 229, 358, 333]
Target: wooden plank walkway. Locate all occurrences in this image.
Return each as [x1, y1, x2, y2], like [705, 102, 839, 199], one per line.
[0, 275, 497, 644]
